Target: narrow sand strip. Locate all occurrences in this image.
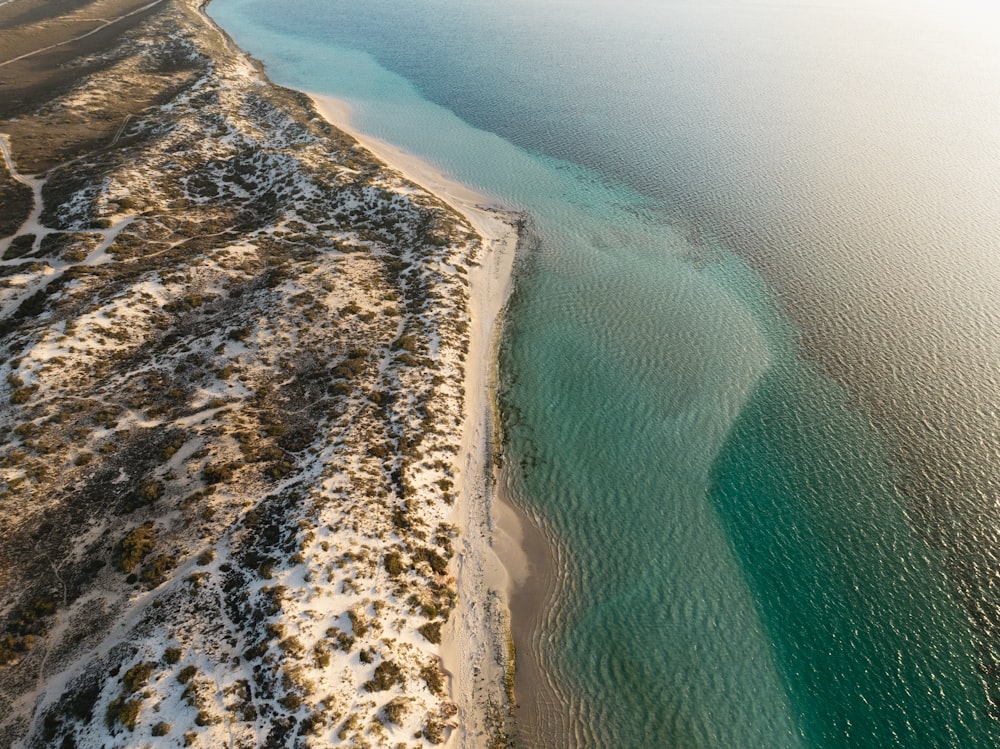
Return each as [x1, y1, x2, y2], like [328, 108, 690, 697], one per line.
[308, 93, 523, 746]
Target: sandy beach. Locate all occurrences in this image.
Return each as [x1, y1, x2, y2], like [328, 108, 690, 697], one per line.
[308, 93, 525, 745]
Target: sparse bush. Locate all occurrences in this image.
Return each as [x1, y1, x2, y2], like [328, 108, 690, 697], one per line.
[202, 461, 239, 484]
[280, 636, 305, 657]
[327, 627, 354, 652]
[138, 479, 164, 502]
[418, 622, 442, 644]
[126, 479, 165, 510]
[421, 602, 439, 619]
[413, 547, 449, 575]
[105, 696, 142, 730]
[19, 596, 56, 629]
[421, 664, 445, 696]
[383, 551, 404, 577]
[382, 697, 408, 726]
[93, 408, 119, 428]
[394, 333, 418, 352]
[279, 692, 302, 711]
[0, 634, 30, 664]
[312, 642, 331, 668]
[348, 610, 368, 638]
[117, 524, 155, 573]
[140, 554, 177, 587]
[332, 349, 368, 380]
[177, 665, 198, 684]
[337, 713, 361, 741]
[152, 721, 171, 736]
[10, 385, 37, 405]
[424, 717, 445, 744]
[364, 660, 403, 692]
[122, 661, 155, 693]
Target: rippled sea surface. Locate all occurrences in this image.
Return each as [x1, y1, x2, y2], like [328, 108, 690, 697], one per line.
[209, 0, 1000, 745]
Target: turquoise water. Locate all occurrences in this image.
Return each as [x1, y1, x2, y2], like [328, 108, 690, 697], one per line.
[209, 1, 1000, 746]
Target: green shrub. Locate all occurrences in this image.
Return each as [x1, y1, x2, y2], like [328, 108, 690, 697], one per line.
[137, 480, 164, 504]
[383, 697, 407, 726]
[163, 647, 182, 665]
[364, 660, 403, 692]
[105, 697, 142, 730]
[279, 636, 305, 657]
[417, 622, 442, 645]
[117, 524, 155, 573]
[140, 555, 176, 587]
[347, 610, 368, 638]
[202, 461, 239, 484]
[312, 642, 331, 668]
[10, 386, 37, 405]
[424, 717, 445, 744]
[393, 334, 418, 352]
[122, 661, 155, 693]
[420, 664, 445, 696]
[413, 547, 448, 575]
[279, 693, 302, 711]
[383, 551, 404, 577]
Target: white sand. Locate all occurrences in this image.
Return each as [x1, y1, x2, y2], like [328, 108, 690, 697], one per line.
[308, 93, 522, 746]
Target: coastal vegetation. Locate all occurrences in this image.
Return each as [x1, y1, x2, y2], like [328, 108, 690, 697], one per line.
[0, 0, 515, 745]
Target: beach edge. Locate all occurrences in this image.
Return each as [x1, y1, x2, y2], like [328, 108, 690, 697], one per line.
[306, 93, 523, 747]
[197, 2, 525, 738]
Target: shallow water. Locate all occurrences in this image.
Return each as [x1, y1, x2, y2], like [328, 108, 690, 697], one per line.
[210, 1, 1000, 745]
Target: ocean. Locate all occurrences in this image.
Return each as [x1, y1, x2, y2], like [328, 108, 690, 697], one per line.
[207, 1, 1000, 746]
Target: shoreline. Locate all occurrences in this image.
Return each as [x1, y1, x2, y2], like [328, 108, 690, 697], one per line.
[494, 470, 565, 745]
[201, 5, 537, 736]
[307, 92, 525, 744]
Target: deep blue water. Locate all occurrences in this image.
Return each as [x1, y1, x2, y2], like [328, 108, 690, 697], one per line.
[209, 1, 1000, 746]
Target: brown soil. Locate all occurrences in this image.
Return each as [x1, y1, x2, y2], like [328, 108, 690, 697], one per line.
[0, 0, 172, 171]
